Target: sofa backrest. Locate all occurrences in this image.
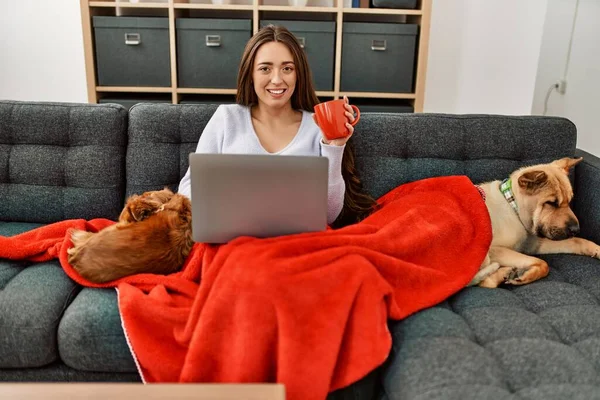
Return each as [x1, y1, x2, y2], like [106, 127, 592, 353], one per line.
[127, 104, 577, 201]
[0, 101, 127, 223]
[126, 103, 218, 198]
[0, 101, 578, 224]
[353, 113, 577, 199]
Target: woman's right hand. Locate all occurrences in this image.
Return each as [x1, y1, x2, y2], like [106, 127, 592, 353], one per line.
[314, 96, 357, 147]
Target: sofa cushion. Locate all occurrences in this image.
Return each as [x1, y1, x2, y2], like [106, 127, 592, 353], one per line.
[383, 254, 600, 400]
[0, 100, 128, 223]
[352, 113, 577, 199]
[58, 288, 137, 373]
[125, 103, 219, 197]
[0, 222, 78, 368]
[58, 288, 137, 372]
[574, 149, 600, 245]
[0, 221, 44, 236]
[0, 361, 140, 382]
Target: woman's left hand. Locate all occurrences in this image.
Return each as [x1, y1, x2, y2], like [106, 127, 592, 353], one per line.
[315, 96, 358, 147]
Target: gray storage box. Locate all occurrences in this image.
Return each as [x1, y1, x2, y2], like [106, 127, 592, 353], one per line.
[93, 17, 171, 87]
[176, 19, 251, 89]
[260, 20, 336, 91]
[371, 0, 417, 9]
[341, 22, 418, 93]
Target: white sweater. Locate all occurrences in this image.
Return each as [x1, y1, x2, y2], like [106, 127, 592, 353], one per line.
[178, 104, 346, 224]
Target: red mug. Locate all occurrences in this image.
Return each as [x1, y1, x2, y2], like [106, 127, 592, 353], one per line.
[313, 99, 361, 141]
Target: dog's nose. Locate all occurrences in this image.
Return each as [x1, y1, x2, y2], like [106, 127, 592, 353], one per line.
[567, 220, 580, 237]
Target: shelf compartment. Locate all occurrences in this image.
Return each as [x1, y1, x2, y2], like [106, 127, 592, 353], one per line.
[342, 8, 421, 15]
[340, 22, 418, 93]
[97, 86, 174, 93]
[176, 18, 252, 89]
[350, 97, 414, 113]
[316, 91, 336, 97]
[93, 16, 171, 87]
[89, 1, 170, 8]
[177, 88, 238, 94]
[175, 3, 254, 10]
[258, 6, 337, 12]
[178, 93, 237, 104]
[339, 92, 415, 99]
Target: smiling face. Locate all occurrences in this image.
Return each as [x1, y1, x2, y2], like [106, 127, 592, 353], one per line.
[252, 41, 297, 110]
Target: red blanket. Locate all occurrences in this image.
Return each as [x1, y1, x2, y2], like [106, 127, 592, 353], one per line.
[0, 176, 491, 399]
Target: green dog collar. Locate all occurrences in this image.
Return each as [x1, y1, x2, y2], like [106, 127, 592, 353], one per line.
[500, 178, 519, 215]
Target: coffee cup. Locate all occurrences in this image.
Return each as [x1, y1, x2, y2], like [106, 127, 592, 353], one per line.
[313, 99, 360, 141]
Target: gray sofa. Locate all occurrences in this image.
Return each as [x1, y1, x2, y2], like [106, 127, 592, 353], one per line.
[1, 99, 600, 400]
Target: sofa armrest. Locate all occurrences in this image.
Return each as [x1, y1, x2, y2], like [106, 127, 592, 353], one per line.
[574, 149, 600, 243]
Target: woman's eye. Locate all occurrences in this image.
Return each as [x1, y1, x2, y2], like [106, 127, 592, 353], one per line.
[283, 66, 294, 72]
[259, 66, 269, 73]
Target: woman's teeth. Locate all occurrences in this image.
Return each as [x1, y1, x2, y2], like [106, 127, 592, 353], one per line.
[267, 89, 285, 95]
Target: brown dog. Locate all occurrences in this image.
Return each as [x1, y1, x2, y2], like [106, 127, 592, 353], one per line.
[469, 157, 600, 288]
[67, 188, 193, 283]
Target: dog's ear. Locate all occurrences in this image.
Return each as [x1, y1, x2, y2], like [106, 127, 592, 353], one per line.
[130, 206, 149, 222]
[518, 170, 548, 193]
[118, 195, 141, 223]
[161, 187, 175, 199]
[128, 200, 161, 222]
[552, 157, 583, 174]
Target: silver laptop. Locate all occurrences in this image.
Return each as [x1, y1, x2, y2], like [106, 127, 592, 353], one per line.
[189, 153, 329, 244]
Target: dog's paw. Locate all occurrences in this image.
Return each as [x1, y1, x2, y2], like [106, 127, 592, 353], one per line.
[593, 245, 600, 259]
[503, 267, 531, 285]
[468, 262, 500, 287]
[67, 229, 94, 264]
[578, 241, 600, 260]
[70, 229, 94, 246]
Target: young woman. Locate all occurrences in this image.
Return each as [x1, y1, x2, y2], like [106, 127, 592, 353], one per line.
[178, 24, 376, 227]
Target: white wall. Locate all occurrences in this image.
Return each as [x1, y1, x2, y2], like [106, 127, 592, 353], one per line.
[424, 0, 548, 115]
[532, 0, 600, 155]
[0, 1, 88, 103]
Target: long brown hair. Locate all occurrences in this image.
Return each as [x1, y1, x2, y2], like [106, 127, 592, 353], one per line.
[236, 25, 377, 227]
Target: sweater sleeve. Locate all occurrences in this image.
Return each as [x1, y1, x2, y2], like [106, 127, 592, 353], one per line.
[320, 141, 346, 224]
[177, 105, 225, 199]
